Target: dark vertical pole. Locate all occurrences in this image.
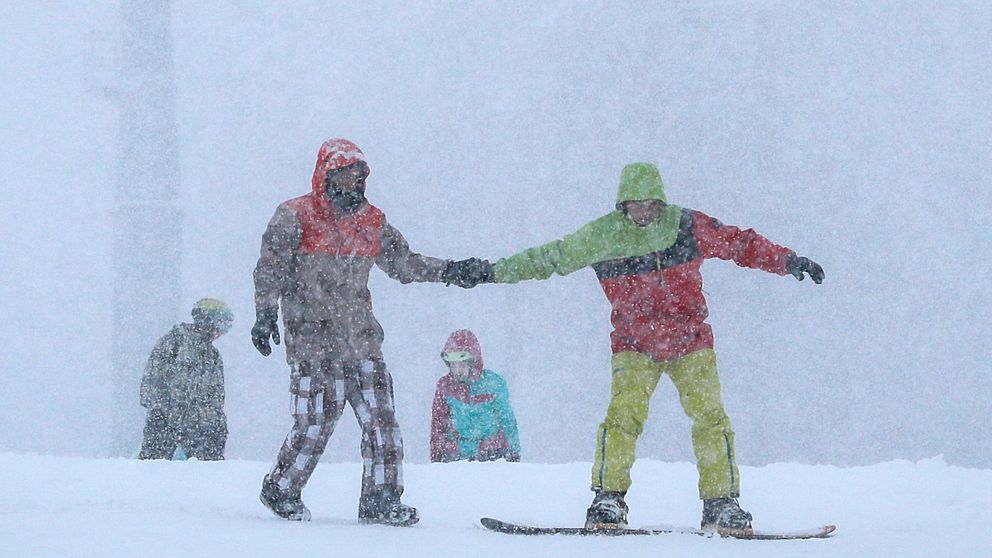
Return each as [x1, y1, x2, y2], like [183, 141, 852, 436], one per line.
[110, 0, 181, 456]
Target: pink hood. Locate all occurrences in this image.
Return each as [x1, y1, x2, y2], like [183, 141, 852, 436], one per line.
[442, 329, 484, 376]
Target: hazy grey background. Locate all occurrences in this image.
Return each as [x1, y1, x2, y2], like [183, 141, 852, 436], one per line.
[2, 1, 989, 468]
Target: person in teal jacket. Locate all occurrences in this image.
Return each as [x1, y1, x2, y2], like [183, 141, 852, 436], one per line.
[430, 329, 521, 462]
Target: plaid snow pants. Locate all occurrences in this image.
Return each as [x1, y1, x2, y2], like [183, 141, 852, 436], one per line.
[267, 355, 405, 500]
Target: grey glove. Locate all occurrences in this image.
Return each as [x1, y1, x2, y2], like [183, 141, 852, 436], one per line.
[251, 307, 281, 356]
[786, 253, 825, 284]
[442, 258, 495, 289]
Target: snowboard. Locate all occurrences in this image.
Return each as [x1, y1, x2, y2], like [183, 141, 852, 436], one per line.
[480, 517, 836, 540]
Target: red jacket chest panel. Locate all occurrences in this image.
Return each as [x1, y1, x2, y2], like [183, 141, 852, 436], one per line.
[437, 376, 496, 405]
[288, 196, 383, 257]
[599, 262, 707, 321]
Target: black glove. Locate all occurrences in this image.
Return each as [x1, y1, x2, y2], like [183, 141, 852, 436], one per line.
[251, 307, 281, 356]
[786, 253, 825, 284]
[442, 258, 494, 289]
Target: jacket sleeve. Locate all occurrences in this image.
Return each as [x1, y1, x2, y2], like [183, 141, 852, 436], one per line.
[253, 203, 302, 313]
[692, 210, 793, 275]
[492, 375, 521, 455]
[376, 218, 449, 284]
[140, 333, 177, 409]
[430, 382, 459, 462]
[203, 350, 226, 412]
[492, 217, 612, 284]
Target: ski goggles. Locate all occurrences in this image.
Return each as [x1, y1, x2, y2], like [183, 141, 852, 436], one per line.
[441, 350, 474, 363]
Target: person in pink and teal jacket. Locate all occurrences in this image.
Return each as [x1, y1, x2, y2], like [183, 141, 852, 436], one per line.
[430, 329, 521, 463]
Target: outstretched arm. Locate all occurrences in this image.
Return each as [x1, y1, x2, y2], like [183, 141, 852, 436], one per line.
[492, 216, 615, 284]
[693, 210, 823, 282]
[376, 220, 449, 284]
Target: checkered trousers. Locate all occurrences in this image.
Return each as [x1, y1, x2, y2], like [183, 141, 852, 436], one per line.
[267, 357, 405, 498]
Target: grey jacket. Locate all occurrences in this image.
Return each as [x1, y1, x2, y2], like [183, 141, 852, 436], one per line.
[253, 192, 448, 362]
[140, 324, 225, 417]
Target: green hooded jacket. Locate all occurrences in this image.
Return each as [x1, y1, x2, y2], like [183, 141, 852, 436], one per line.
[494, 163, 683, 283]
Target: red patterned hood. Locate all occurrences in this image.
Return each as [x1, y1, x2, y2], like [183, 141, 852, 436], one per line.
[310, 138, 366, 206]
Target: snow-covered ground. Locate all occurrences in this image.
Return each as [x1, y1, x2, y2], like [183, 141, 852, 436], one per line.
[2, 453, 988, 557]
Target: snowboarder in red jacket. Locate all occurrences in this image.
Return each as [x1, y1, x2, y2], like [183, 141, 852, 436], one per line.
[478, 162, 824, 534]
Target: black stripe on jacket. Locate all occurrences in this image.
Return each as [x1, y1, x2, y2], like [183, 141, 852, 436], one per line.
[592, 209, 700, 281]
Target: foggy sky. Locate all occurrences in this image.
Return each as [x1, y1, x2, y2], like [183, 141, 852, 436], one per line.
[2, 1, 989, 468]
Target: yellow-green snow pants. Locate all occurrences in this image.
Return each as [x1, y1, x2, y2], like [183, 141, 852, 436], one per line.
[591, 349, 740, 500]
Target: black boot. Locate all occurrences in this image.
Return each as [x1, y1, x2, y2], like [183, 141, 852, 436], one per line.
[358, 488, 419, 526]
[701, 497, 752, 533]
[259, 475, 311, 521]
[585, 491, 629, 529]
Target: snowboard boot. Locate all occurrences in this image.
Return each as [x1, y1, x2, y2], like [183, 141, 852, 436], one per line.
[584, 491, 629, 529]
[259, 475, 312, 521]
[358, 488, 420, 527]
[700, 497, 752, 534]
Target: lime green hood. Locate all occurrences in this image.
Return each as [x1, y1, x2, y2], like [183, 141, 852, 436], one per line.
[616, 162, 667, 208]
[492, 162, 683, 284]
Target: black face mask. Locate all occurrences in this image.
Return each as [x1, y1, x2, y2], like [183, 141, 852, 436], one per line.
[324, 163, 369, 213]
[327, 185, 367, 213]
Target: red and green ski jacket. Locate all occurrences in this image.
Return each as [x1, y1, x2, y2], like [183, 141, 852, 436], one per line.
[493, 163, 795, 362]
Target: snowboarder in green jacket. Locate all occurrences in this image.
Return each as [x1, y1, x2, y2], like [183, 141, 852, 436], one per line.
[462, 162, 823, 534]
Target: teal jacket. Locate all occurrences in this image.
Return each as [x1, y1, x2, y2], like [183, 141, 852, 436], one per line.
[431, 369, 521, 462]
